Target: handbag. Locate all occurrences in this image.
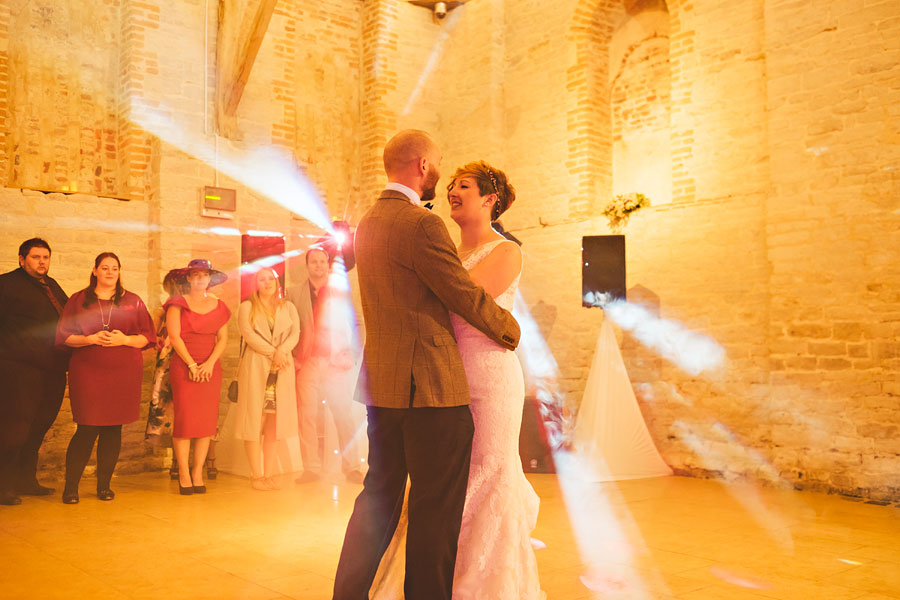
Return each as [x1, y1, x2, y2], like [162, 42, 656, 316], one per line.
[227, 337, 248, 403]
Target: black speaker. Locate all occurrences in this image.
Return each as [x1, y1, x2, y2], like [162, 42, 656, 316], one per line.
[582, 235, 626, 307]
[519, 396, 556, 473]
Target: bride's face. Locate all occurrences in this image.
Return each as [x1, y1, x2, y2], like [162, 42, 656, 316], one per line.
[448, 177, 491, 225]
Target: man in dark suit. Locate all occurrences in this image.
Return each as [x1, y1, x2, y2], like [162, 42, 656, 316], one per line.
[286, 247, 365, 484]
[333, 130, 521, 599]
[0, 238, 69, 505]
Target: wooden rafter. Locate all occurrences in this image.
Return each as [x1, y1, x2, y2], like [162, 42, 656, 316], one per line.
[216, 0, 278, 137]
[225, 0, 277, 116]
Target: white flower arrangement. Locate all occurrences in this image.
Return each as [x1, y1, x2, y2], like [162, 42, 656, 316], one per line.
[601, 192, 651, 232]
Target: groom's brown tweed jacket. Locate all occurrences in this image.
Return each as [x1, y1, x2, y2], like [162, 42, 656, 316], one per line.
[354, 189, 520, 409]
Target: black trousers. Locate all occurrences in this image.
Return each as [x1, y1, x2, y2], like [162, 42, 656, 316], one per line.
[0, 359, 66, 495]
[333, 404, 474, 600]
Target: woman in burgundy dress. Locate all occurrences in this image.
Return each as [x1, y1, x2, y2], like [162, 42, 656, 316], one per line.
[57, 252, 156, 504]
[165, 259, 230, 495]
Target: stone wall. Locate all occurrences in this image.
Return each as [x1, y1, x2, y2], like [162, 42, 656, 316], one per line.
[373, 0, 899, 500]
[761, 0, 900, 496]
[1, 0, 898, 499]
[0, 0, 362, 477]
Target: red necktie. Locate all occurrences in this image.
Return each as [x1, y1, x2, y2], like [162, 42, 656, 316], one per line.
[38, 278, 64, 316]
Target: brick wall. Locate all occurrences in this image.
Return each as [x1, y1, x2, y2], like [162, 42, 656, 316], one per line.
[0, 0, 362, 478]
[762, 0, 900, 496]
[382, 0, 898, 500]
[1, 0, 898, 499]
[4, 0, 123, 197]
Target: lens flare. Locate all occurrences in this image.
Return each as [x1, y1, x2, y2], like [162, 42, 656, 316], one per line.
[513, 291, 569, 450]
[554, 452, 665, 599]
[129, 96, 333, 231]
[601, 299, 726, 376]
[709, 566, 772, 590]
[400, 9, 461, 116]
[513, 292, 669, 599]
[319, 256, 368, 458]
[675, 420, 795, 552]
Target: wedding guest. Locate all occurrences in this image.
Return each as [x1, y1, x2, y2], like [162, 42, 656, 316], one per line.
[57, 252, 156, 504]
[0, 238, 69, 506]
[165, 259, 230, 495]
[145, 271, 188, 480]
[287, 247, 364, 484]
[235, 267, 300, 490]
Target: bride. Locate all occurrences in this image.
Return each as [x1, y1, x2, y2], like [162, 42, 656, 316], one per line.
[371, 161, 543, 599]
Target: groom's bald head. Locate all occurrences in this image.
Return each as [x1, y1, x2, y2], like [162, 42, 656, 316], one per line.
[383, 129, 442, 201]
[383, 130, 439, 178]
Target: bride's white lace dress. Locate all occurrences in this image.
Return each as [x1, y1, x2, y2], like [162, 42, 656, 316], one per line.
[370, 239, 544, 600]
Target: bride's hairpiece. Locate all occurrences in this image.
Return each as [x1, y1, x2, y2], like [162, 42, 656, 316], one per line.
[485, 166, 503, 222]
[486, 168, 499, 197]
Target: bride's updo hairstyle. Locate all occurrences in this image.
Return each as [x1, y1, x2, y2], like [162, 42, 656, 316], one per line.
[448, 161, 516, 222]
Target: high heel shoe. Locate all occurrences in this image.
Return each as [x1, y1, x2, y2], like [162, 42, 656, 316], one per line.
[97, 489, 115, 501]
[192, 484, 207, 494]
[205, 458, 217, 480]
[62, 490, 79, 504]
[178, 483, 193, 496]
[169, 462, 179, 481]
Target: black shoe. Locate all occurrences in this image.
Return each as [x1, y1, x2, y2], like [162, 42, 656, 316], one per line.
[295, 471, 320, 484]
[169, 463, 179, 480]
[179, 483, 193, 496]
[0, 492, 22, 506]
[61, 490, 79, 504]
[97, 489, 115, 501]
[205, 458, 217, 480]
[18, 482, 55, 496]
[192, 485, 207, 494]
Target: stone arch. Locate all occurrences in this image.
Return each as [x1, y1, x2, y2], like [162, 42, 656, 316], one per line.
[610, 0, 672, 206]
[566, 0, 676, 216]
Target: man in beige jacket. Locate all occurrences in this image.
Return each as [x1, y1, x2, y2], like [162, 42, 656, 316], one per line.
[333, 130, 520, 600]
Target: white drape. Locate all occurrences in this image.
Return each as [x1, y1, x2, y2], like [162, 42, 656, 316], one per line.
[573, 317, 672, 481]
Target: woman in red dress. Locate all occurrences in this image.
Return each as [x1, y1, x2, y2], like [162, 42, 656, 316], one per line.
[165, 259, 230, 495]
[56, 252, 156, 504]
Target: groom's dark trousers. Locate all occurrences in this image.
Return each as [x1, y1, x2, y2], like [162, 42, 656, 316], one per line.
[333, 399, 474, 600]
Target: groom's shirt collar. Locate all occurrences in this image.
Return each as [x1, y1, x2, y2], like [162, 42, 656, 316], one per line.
[385, 182, 421, 207]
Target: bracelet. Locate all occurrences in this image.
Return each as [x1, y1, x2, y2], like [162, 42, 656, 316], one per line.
[188, 362, 198, 369]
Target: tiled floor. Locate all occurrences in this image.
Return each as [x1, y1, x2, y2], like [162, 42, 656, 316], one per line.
[1, 470, 898, 599]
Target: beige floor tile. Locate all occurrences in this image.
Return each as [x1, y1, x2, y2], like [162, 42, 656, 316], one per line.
[0, 472, 898, 599]
[823, 560, 900, 597]
[258, 571, 336, 599]
[677, 583, 779, 600]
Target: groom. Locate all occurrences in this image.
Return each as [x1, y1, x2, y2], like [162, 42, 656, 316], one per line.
[333, 130, 521, 600]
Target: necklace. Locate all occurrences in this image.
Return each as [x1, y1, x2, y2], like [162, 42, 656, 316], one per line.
[98, 298, 113, 331]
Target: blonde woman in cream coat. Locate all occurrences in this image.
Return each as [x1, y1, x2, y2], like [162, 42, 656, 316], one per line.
[235, 268, 300, 490]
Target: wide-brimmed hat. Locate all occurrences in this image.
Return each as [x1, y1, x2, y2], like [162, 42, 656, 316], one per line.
[169, 259, 227, 287]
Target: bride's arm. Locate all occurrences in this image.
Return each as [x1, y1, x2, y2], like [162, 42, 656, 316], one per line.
[466, 241, 522, 298]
